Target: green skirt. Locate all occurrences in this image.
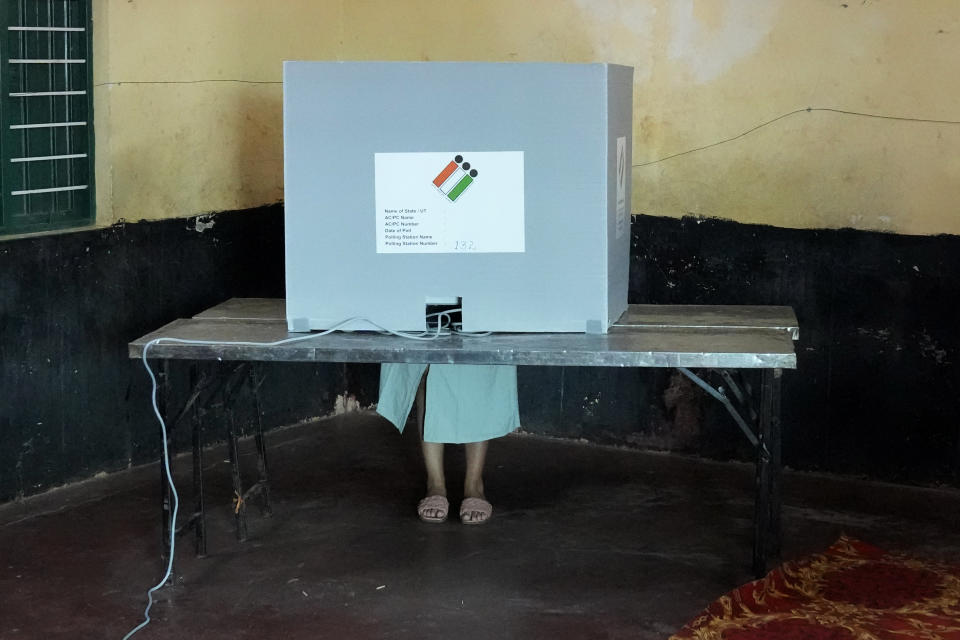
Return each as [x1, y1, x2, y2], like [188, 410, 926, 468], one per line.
[376, 363, 521, 444]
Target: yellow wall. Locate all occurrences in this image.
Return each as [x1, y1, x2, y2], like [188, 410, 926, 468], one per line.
[92, 0, 960, 235]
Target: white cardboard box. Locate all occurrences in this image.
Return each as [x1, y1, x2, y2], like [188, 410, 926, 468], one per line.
[283, 61, 633, 333]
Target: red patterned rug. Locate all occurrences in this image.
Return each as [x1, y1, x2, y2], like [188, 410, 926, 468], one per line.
[671, 536, 960, 639]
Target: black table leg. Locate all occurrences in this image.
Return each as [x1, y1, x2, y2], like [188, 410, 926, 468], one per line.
[250, 365, 272, 517]
[157, 359, 176, 585]
[769, 369, 783, 561]
[226, 385, 249, 543]
[158, 360, 170, 555]
[189, 364, 207, 557]
[753, 367, 782, 577]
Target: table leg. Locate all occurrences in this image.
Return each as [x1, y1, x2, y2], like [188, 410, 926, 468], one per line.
[158, 360, 171, 558]
[157, 360, 177, 586]
[769, 369, 783, 560]
[190, 364, 207, 557]
[250, 365, 272, 517]
[753, 368, 782, 577]
[227, 397, 248, 542]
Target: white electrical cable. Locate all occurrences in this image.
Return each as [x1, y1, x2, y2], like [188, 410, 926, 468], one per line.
[430, 309, 493, 337]
[122, 314, 453, 638]
[121, 343, 181, 640]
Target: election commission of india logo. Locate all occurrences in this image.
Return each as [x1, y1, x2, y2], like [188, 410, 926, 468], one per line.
[431, 154, 479, 202]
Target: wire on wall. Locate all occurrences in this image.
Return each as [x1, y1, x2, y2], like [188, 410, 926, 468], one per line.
[94, 79, 282, 87]
[633, 106, 960, 168]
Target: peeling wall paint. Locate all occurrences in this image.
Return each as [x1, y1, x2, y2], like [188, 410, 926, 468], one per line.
[666, 0, 780, 84]
[334, 393, 361, 415]
[569, 0, 657, 80]
[191, 214, 216, 233]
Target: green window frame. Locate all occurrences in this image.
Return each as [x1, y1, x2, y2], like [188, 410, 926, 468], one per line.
[0, 0, 94, 236]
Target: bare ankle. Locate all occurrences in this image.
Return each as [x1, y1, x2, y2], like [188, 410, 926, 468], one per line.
[463, 481, 485, 500]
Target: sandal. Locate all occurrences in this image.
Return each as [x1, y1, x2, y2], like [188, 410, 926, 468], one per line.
[417, 495, 449, 523]
[459, 497, 493, 525]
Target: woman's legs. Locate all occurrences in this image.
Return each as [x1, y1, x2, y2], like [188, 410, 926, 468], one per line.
[422, 439, 491, 522]
[463, 441, 488, 500]
[421, 441, 447, 498]
[460, 440, 492, 524]
[417, 367, 493, 523]
[416, 371, 449, 521]
[417, 371, 447, 496]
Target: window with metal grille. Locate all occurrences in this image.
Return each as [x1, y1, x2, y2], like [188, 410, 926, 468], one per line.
[1, 0, 94, 236]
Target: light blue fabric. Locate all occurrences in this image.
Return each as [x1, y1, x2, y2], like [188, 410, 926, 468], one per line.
[376, 363, 520, 444]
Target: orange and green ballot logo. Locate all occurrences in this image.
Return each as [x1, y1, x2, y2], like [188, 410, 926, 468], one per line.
[432, 154, 479, 202]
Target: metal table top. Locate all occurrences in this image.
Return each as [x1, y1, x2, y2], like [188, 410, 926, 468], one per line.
[130, 299, 798, 369]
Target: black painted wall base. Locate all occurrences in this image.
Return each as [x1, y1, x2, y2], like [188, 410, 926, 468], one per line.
[0, 206, 378, 503]
[522, 215, 959, 486]
[1, 208, 957, 503]
[639, 215, 958, 485]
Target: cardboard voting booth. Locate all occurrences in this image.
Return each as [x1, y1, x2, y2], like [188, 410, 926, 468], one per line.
[283, 61, 633, 333]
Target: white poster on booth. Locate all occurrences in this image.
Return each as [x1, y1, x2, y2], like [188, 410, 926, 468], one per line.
[375, 151, 525, 254]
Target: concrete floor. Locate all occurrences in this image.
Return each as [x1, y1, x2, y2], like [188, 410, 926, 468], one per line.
[1, 412, 958, 640]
